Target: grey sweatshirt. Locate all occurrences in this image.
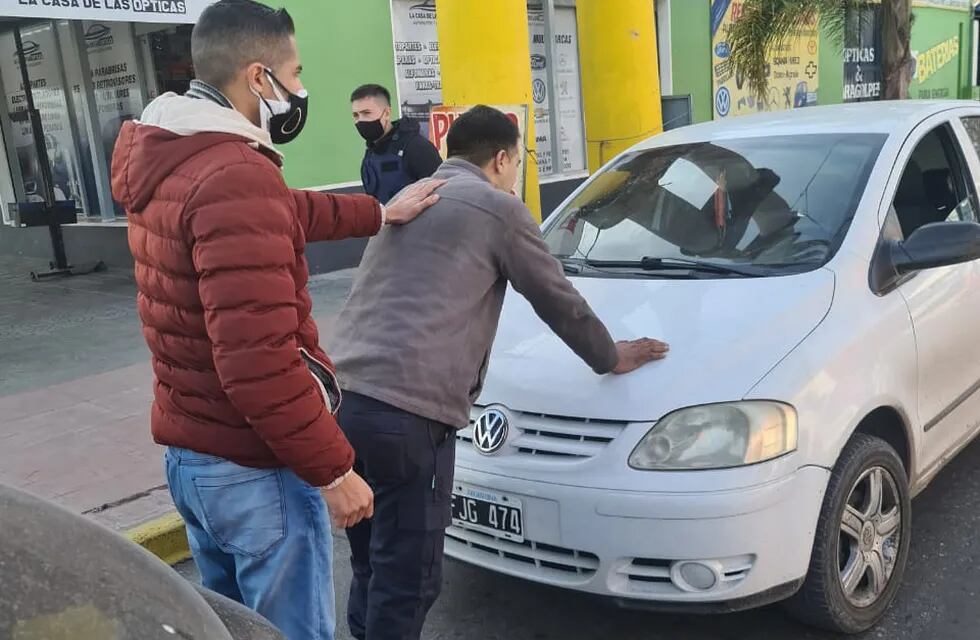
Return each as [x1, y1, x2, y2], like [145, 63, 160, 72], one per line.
[330, 158, 618, 428]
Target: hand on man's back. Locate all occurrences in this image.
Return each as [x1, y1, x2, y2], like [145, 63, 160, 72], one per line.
[384, 179, 447, 225]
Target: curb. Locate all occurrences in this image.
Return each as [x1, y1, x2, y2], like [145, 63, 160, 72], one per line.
[125, 512, 191, 566]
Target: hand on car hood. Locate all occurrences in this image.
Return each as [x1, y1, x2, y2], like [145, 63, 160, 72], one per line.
[478, 269, 835, 422]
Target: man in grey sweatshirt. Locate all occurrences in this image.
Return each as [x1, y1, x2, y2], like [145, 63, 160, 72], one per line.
[329, 105, 668, 640]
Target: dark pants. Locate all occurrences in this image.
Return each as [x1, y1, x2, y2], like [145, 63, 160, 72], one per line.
[338, 392, 456, 640]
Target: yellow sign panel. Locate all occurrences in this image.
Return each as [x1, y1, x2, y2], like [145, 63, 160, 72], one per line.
[913, 36, 961, 85]
[710, 0, 820, 119]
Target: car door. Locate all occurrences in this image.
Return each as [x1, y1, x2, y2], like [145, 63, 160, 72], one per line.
[888, 114, 980, 476]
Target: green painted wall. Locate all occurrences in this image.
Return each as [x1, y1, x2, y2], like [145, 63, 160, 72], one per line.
[908, 7, 972, 100]
[669, 0, 712, 124]
[268, 0, 397, 189]
[817, 22, 844, 106]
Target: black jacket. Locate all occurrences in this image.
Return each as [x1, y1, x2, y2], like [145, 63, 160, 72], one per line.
[360, 118, 442, 204]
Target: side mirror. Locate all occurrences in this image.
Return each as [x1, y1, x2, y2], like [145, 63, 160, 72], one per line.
[870, 221, 980, 295]
[893, 221, 980, 273]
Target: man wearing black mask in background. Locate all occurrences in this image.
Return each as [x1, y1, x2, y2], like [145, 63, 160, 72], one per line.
[352, 84, 443, 203]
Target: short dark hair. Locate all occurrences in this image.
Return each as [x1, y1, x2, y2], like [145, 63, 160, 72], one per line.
[192, 0, 295, 90]
[446, 105, 521, 167]
[350, 84, 391, 105]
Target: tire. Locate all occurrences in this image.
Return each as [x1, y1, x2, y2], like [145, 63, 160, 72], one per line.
[784, 433, 912, 634]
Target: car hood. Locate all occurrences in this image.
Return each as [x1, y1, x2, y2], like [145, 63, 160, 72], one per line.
[477, 268, 835, 422]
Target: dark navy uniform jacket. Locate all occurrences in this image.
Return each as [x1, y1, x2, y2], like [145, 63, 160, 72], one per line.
[360, 118, 443, 204]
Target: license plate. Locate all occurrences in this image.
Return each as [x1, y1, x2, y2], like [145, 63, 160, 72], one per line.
[451, 483, 524, 543]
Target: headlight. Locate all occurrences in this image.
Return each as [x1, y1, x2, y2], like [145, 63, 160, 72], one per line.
[628, 402, 798, 470]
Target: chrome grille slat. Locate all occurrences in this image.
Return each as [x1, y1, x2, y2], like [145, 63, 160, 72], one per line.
[513, 413, 623, 440]
[513, 434, 604, 458]
[446, 526, 599, 572]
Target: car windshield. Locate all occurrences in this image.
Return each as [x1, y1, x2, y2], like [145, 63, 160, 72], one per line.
[544, 133, 887, 277]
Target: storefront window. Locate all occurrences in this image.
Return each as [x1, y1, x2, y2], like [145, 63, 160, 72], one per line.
[0, 22, 89, 213]
[86, 22, 146, 190]
[136, 24, 193, 100]
[0, 19, 192, 223]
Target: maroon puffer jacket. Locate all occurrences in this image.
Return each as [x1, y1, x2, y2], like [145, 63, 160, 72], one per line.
[111, 104, 381, 487]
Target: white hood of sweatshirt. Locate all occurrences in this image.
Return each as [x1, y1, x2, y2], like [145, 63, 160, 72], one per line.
[138, 92, 282, 158]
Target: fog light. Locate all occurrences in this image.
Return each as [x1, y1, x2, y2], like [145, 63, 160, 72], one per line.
[672, 561, 718, 592]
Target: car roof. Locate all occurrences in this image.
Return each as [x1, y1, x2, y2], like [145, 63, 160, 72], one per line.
[636, 100, 980, 150]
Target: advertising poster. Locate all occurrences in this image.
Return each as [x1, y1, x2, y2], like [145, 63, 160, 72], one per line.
[391, 0, 442, 139]
[843, 4, 882, 102]
[429, 104, 529, 201]
[527, 3, 585, 176]
[393, 0, 586, 176]
[83, 22, 145, 168]
[710, 0, 820, 119]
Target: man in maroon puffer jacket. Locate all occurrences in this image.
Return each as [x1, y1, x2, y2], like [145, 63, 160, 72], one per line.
[110, 2, 441, 638]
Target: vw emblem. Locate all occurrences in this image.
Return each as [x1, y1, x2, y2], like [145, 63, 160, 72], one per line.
[532, 78, 547, 104]
[473, 408, 509, 455]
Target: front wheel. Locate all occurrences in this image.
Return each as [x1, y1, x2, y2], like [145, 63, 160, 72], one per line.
[785, 433, 912, 634]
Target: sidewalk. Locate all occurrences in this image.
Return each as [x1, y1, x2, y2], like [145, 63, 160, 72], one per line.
[0, 254, 355, 532]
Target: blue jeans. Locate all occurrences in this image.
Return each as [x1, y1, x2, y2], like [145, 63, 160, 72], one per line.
[165, 447, 335, 640]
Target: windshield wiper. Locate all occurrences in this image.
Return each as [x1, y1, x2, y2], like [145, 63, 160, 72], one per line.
[558, 256, 695, 279]
[584, 257, 765, 277]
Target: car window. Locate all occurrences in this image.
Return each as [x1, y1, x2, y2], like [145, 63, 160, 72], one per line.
[891, 124, 978, 239]
[960, 116, 980, 160]
[543, 134, 886, 276]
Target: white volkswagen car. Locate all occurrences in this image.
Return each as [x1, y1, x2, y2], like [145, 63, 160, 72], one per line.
[446, 101, 980, 634]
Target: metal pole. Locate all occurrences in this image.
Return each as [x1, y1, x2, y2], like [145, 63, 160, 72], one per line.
[14, 24, 68, 271]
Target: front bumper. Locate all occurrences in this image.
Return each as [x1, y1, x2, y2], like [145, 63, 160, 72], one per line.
[445, 465, 830, 607]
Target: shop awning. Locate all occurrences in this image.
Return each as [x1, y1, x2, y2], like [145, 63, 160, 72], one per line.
[1, 1, 217, 25]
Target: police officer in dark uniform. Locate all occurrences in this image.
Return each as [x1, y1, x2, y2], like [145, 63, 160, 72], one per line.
[351, 84, 443, 203]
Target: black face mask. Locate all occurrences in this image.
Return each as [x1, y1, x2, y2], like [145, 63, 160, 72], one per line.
[355, 118, 385, 143]
[256, 68, 309, 145]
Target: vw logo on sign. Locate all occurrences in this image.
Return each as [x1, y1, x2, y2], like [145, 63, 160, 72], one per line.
[473, 408, 509, 455]
[532, 78, 547, 104]
[715, 86, 731, 117]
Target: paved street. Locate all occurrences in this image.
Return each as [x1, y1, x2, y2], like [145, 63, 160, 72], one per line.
[0, 255, 354, 530]
[179, 431, 980, 640]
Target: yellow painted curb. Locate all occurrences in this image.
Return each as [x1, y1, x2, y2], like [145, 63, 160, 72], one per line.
[125, 512, 191, 566]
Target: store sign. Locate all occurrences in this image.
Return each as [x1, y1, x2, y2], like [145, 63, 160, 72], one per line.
[912, 36, 960, 85]
[711, 0, 820, 119]
[391, 0, 442, 139]
[843, 5, 882, 102]
[429, 104, 529, 201]
[4, 0, 215, 24]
